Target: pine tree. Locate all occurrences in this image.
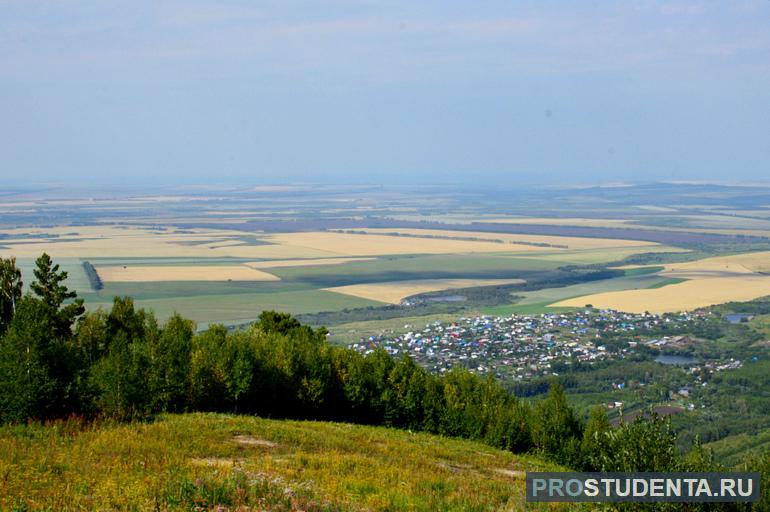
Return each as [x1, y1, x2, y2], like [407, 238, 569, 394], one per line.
[30, 253, 84, 336]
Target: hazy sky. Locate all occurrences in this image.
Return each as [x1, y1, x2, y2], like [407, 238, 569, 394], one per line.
[2, 1, 769, 186]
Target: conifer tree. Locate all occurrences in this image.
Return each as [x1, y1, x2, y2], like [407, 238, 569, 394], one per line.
[31, 253, 84, 336]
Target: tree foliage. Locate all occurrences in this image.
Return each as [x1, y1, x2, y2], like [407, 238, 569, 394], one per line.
[0, 256, 23, 335]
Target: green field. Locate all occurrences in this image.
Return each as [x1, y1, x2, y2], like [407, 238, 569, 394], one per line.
[87, 289, 383, 328]
[14, 257, 92, 294]
[12, 241, 691, 327]
[0, 413, 573, 511]
[75, 253, 577, 326]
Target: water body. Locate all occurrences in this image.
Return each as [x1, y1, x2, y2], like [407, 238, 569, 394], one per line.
[655, 354, 698, 366]
[726, 313, 750, 324]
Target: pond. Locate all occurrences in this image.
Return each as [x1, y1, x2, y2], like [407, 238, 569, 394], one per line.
[655, 354, 698, 366]
[725, 313, 751, 324]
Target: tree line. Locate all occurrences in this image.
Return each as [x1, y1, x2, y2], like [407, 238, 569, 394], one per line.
[2, 254, 770, 509]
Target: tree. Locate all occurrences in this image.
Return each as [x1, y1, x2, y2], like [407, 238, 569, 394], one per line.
[256, 310, 302, 335]
[89, 297, 157, 419]
[608, 413, 678, 472]
[189, 324, 229, 411]
[0, 257, 23, 334]
[150, 313, 195, 412]
[581, 405, 611, 470]
[531, 383, 583, 465]
[0, 297, 58, 421]
[30, 253, 84, 336]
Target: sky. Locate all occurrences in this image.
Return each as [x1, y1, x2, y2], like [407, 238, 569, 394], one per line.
[1, 1, 769, 187]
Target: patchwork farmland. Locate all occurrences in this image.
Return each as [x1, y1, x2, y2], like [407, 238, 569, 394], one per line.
[0, 221, 677, 327]
[3, 183, 770, 328]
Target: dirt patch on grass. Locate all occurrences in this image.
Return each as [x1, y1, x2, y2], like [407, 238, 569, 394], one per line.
[232, 435, 277, 448]
[436, 460, 473, 473]
[494, 468, 526, 479]
[190, 457, 237, 467]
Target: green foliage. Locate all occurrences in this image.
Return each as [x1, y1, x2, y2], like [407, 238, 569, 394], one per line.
[81, 260, 103, 290]
[0, 256, 23, 335]
[531, 383, 583, 466]
[581, 405, 611, 470]
[87, 297, 159, 419]
[30, 252, 84, 336]
[0, 296, 83, 421]
[151, 313, 195, 412]
[584, 411, 679, 472]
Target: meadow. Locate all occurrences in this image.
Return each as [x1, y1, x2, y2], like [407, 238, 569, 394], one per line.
[0, 413, 574, 511]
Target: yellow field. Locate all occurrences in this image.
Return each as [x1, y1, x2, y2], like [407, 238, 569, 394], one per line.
[0, 226, 256, 259]
[0, 226, 337, 260]
[354, 228, 657, 250]
[0, 224, 666, 263]
[95, 265, 280, 282]
[552, 251, 770, 313]
[244, 257, 374, 269]
[265, 231, 547, 256]
[661, 251, 770, 275]
[325, 278, 525, 304]
[1, 226, 585, 260]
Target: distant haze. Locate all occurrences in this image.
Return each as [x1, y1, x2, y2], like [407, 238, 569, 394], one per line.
[1, 1, 769, 186]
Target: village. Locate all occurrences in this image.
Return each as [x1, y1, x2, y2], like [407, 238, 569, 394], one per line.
[348, 308, 742, 383]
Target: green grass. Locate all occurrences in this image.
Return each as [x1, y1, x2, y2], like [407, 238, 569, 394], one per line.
[268, 254, 567, 286]
[531, 245, 687, 265]
[0, 413, 578, 511]
[623, 266, 664, 276]
[646, 277, 688, 289]
[707, 428, 770, 467]
[95, 280, 316, 301]
[86, 290, 384, 327]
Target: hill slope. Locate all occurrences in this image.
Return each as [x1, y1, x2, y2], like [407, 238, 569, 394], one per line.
[0, 413, 574, 511]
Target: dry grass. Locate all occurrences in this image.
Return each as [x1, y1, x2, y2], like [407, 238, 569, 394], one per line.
[0, 224, 661, 264]
[355, 228, 657, 250]
[325, 278, 525, 304]
[552, 251, 770, 313]
[264, 231, 539, 256]
[0, 225, 336, 259]
[0, 413, 574, 511]
[0, 226, 252, 259]
[662, 251, 770, 275]
[95, 265, 280, 283]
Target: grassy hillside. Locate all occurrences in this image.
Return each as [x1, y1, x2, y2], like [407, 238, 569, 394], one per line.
[0, 413, 578, 511]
